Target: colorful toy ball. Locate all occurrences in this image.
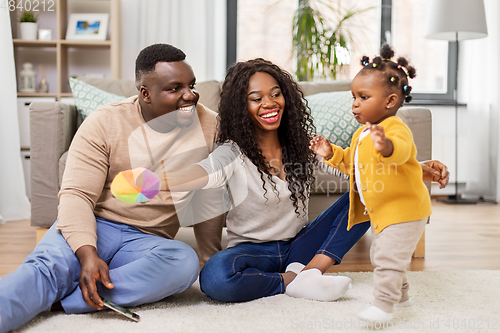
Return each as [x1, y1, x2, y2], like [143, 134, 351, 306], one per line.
[111, 167, 160, 204]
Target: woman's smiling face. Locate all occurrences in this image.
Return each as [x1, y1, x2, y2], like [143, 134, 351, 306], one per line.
[246, 72, 285, 135]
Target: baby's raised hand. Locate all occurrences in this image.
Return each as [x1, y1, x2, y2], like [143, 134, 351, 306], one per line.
[366, 122, 393, 157]
[309, 135, 334, 160]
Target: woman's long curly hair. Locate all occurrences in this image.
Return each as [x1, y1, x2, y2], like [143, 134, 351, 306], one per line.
[217, 58, 317, 216]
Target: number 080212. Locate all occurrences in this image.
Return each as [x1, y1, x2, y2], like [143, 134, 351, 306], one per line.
[2, 0, 55, 12]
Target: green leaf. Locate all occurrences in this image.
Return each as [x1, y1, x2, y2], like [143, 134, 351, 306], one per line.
[19, 11, 38, 23]
[292, 0, 374, 81]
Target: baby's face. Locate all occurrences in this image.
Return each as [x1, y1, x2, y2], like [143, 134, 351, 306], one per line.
[350, 73, 393, 125]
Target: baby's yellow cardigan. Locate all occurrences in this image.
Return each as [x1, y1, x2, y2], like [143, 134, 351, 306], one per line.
[324, 116, 432, 234]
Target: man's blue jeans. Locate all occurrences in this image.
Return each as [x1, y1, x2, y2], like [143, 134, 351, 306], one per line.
[0, 218, 199, 333]
[199, 192, 370, 302]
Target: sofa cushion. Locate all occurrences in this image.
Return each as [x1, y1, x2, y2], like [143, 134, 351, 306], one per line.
[299, 80, 351, 96]
[79, 77, 138, 97]
[69, 78, 126, 119]
[196, 80, 222, 112]
[306, 91, 361, 148]
[59, 151, 68, 188]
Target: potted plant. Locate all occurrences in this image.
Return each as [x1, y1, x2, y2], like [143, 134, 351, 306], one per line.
[19, 11, 39, 40]
[292, 0, 373, 81]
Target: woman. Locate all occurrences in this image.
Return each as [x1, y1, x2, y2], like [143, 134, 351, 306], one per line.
[165, 58, 449, 303]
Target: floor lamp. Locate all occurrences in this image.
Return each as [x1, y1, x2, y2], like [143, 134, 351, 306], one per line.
[425, 0, 488, 204]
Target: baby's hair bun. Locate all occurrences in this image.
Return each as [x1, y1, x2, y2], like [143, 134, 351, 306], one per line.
[397, 57, 408, 67]
[403, 85, 413, 94]
[361, 56, 370, 66]
[380, 44, 395, 61]
[397, 57, 416, 79]
[407, 66, 416, 79]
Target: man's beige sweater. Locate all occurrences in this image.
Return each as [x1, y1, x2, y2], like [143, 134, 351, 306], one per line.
[56, 96, 220, 260]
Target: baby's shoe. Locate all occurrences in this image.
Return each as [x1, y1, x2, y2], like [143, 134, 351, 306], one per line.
[357, 305, 393, 324]
[394, 298, 412, 308]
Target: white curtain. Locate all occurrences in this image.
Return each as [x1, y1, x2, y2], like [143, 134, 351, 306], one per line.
[0, 10, 31, 222]
[120, 0, 226, 82]
[462, 0, 499, 200]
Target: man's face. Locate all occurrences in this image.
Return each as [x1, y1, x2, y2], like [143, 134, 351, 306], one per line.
[139, 61, 199, 128]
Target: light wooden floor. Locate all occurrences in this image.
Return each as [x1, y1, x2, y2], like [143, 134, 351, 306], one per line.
[1, 198, 500, 278]
[329, 198, 500, 273]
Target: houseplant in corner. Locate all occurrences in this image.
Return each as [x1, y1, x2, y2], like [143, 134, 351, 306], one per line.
[292, 0, 372, 81]
[19, 11, 39, 40]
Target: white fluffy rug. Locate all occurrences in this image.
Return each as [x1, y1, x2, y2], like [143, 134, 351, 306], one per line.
[13, 270, 500, 333]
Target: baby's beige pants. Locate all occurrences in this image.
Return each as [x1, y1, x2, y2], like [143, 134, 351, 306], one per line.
[369, 217, 428, 313]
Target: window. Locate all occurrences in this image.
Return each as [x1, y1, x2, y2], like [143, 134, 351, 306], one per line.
[232, 0, 298, 74]
[384, 0, 456, 103]
[229, 0, 455, 103]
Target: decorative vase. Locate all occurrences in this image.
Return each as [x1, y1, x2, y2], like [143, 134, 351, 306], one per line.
[20, 62, 36, 92]
[38, 78, 49, 93]
[19, 22, 38, 40]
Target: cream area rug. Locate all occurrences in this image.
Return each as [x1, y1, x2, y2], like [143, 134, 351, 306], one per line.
[13, 270, 500, 333]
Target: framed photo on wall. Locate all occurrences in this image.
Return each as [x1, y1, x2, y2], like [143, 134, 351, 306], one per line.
[66, 14, 110, 41]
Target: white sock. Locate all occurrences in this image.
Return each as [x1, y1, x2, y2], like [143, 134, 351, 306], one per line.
[395, 298, 412, 308]
[357, 305, 393, 324]
[285, 268, 352, 301]
[285, 262, 305, 274]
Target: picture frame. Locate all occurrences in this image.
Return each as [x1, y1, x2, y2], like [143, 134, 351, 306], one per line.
[66, 14, 109, 41]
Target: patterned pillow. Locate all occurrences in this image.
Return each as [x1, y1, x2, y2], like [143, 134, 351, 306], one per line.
[306, 91, 361, 148]
[69, 77, 126, 120]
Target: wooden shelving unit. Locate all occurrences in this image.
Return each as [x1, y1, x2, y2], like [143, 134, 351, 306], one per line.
[11, 0, 121, 100]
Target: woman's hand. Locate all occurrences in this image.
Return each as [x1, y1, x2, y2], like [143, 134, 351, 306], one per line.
[421, 160, 449, 189]
[309, 135, 334, 160]
[75, 245, 114, 310]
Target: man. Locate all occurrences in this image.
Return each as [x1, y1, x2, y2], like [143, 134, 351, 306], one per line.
[0, 44, 224, 332]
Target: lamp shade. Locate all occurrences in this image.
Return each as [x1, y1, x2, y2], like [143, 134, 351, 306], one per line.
[426, 0, 488, 41]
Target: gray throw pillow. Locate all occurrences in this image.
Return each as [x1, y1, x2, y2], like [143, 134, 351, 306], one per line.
[306, 91, 361, 148]
[69, 77, 126, 120]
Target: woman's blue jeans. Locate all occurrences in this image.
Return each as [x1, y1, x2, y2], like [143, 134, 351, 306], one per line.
[199, 191, 370, 302]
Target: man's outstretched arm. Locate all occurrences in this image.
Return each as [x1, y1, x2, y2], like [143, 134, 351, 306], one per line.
[193, 214, 224, 268]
